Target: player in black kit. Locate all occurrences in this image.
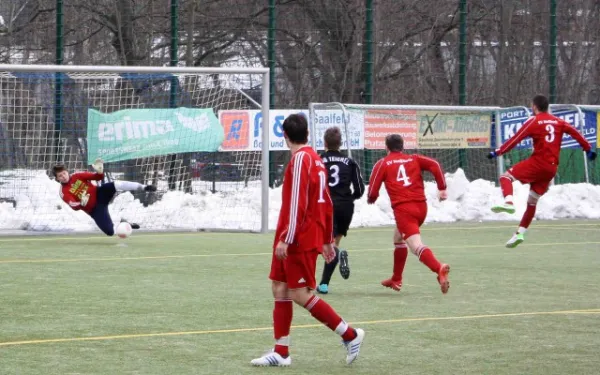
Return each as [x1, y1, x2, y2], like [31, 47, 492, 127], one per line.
[317, 126, 365, 294]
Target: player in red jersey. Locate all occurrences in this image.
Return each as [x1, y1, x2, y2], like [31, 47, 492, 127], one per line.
[251, 114, 365, 367]
[52, 159, 156, 236]
[488, 95, 596, 248]
[367, 134, 450, 294]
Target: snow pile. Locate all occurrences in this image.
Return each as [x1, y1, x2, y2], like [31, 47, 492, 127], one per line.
[1, 168, 600, 233]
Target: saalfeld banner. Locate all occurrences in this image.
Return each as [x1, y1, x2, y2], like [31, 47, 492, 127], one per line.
[87, 107, 225, 162]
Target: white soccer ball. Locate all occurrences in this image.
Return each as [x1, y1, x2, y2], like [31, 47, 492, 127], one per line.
[116, 222, 133, 239]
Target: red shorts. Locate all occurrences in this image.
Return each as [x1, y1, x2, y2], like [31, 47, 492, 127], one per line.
[393, 201, 428, 240]
[269, 248, 319, 289]
[508, 158, 557, 196]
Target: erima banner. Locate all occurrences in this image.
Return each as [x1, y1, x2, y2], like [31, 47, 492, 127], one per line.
[87, 108, 224, 162]
[417, 111, 491, 149]
[499, 108, 597, 149]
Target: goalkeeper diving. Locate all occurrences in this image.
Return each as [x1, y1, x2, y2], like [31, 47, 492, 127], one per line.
[52, 159, 157, 236]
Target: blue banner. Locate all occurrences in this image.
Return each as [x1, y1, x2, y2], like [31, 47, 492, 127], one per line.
[498, 108, 597, 149]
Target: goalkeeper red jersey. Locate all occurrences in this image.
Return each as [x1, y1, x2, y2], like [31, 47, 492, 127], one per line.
[495, 112, 591, 165]
[274, 145, 334, 252]
[59, 172, 104, 214]
[367, 152, 446, 207]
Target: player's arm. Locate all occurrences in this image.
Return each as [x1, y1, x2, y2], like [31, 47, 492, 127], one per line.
[72, 172, 104, 181]
[60, 189, 82, 211]
[280, 152, 311, 245]
[492, 116, 535, 157]
[367, 159, 386, 204]
[563, 121, 591, 152]
[417, 155, 447, 191]
[350, 159, 365, 200]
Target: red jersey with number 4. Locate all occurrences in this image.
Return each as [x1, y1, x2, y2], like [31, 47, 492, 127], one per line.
[59, 172, 104, 214]
[496, 112, 591, 165]
[275, 145, 334, 252]
[367, 152, 446, 207]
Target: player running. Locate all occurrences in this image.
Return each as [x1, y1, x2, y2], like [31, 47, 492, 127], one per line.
[52, 158, 157, 236]
[367, 134, 450, 294]
[488, 94, 596, 248]
[251, 114, 365, 367]
[316, 126, 365, 295]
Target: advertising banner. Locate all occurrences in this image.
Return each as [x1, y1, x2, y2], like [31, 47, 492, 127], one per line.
[417, 111, 491, 149]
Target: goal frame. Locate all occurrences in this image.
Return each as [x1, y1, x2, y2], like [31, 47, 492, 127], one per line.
[0, 64, 271, 233]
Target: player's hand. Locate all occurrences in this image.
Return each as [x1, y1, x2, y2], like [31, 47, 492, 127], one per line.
[487, 151, 497, 159]
[367, 196, 376, 204]
[438, 190, 448, 201]
[275, 241, 289, 260]
[587, 150, 597, 161]
[91, 158, 104, 174]
[322, 243, 336, 264]
[80, 193, 90, 207]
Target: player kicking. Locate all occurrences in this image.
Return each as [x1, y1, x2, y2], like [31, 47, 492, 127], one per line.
[367, 134, 450, 294]
[488, 94, 596, 248]
[251, 114, 365, 367]
[316, 126, 365, 295]
[52, 159, 157, 236]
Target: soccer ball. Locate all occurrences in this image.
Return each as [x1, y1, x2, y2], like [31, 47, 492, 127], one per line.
[116, 222, 133, 239]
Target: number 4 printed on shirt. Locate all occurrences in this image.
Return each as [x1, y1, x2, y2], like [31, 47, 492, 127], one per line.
[397, 164, 412, 186]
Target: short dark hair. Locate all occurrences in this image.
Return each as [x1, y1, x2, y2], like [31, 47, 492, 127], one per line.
[532, 94, 549, 112]
[52, 164, 67, 177]
[282, 113, 308, 144]
[385, 134, 404, 152]
[324, 126, 342, 151]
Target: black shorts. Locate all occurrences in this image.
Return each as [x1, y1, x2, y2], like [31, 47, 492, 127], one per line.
[333, 202, 354, 237]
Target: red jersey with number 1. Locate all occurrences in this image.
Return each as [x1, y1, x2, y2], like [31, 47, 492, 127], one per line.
[274, 145, 334, 252]
[495, 112, 591, 165]
[367, 152, 446, 207]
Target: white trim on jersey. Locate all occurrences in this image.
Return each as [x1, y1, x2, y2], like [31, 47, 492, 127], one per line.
[285, 151, 306, 244]
[368, 159, 384, 195]
[499, 116, 535, 152]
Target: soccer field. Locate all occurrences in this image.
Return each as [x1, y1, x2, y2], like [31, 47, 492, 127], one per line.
[0, 220, 599, 375]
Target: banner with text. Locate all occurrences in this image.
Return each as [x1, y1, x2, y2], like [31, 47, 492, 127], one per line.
[218, 109, 364, 151]
[498, 108, 597, 149]
[87, 108, 224, 162]
[417, 111, 492, 149]
[363, 109, 418, 149]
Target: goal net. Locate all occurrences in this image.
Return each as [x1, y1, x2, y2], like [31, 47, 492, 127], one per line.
[309, 103, 502, 183]
[0, 65, 269, 233]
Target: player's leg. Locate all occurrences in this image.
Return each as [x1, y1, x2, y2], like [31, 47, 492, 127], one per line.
[381, 228, 408, 291]
[97, 183, 140, 229]
[287, 250, 365, 365]
[492, 159, 538, 214]
[90, 204, 115, 236]
[506, 187, 544, 248]
[336, 203, 353, 280]
[114, 180, 157, 192]
[405, 233, 450, 294]
[317, 203, 352, 293]
[251, 256, 293, 366]
[492, 172, 517, 213]
[317, 246, 339, 294]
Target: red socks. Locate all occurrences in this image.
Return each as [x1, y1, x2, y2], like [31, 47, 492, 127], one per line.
[273, 298, 292, 357]
[393, 243, 408, 281]
[304, 295, 357, 342]
[500, 176, 514, 203]
[519, 203, 537, 229]
[415, 246, 442, 273]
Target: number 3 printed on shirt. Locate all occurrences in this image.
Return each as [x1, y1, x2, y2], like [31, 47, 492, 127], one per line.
[328, 165, 340, 187]
[545, 124, 555, 142]
[396, 164, 412, 186]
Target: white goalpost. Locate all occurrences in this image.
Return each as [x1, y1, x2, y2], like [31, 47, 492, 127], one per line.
[0, 64, 270, 234]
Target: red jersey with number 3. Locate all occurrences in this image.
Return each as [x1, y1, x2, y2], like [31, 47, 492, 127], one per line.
[496, 112, 591, 164]
[367, 152, 447, 207]
[274, 145, 334, 252]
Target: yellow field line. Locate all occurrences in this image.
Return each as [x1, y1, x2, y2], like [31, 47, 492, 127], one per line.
[1, 241, 599, 264]
[0, 222, 598, 243]
[1, 308, 598, 347]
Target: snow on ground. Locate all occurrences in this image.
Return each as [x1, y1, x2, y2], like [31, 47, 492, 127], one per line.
[1, 168, 600, 233]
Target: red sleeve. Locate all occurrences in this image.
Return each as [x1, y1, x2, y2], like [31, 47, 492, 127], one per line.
[72, 172, 104, 181]
[496, 116, 535, 155]
[60, 188, 82, 211]
[280, 151, 310, 245]
[417, 155, 447, 190]
[367, 159, 386, 203]
[563, 120, 591, 152]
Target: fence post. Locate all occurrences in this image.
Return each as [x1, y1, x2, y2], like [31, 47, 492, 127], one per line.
[549, 0, 557, 103]
[458, 0, 468, 170]
[54, 0, 64, 164]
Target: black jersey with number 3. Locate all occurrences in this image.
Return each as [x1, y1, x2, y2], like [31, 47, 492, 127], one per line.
[320, 150, 365, 204]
